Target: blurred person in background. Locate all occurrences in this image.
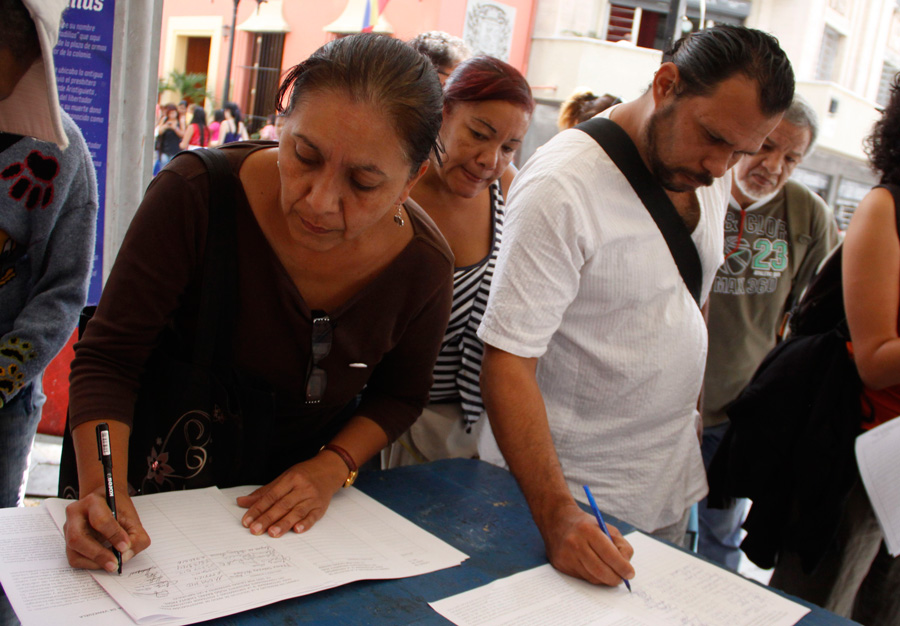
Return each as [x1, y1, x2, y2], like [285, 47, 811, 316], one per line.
[209, 108, 225, 145]
[409, 31, 471, 85]
[154, 103, 182, 173]
[180, 105, 210, 150]
[557, 89, 621, 131]
[259, 113, 278, 141]
[215, 101, 249, 145]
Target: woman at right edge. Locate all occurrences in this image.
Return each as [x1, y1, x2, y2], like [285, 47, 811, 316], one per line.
[768, 75, 900, 626]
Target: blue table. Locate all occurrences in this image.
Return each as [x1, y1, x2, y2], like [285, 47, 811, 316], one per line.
[0, 459, 858, 625]
[199, 459, 855, 625]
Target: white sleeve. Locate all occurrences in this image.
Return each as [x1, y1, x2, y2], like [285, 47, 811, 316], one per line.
[478, 166, 591, 358]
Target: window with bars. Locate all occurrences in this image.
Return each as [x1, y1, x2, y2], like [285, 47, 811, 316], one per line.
[607, 5, 637, 42]
[816, 26, 842, 81]
[606, 3, 665, 49]
[240, 32, 285, 135]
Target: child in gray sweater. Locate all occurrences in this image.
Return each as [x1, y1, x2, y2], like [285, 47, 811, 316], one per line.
[0, 0, 98, 507]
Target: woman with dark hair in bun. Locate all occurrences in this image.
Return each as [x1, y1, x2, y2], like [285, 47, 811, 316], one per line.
[383, 56, 533, 468]
[63, 33, 453, 572]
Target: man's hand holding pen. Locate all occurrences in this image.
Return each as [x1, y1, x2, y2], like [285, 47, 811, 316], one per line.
[535, 496, 635, 587]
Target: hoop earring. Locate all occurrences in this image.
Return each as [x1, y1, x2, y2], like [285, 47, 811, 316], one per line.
[394, 204, 405, 227]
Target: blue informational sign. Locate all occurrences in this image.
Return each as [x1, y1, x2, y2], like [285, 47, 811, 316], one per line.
[53, 0, 115, 305]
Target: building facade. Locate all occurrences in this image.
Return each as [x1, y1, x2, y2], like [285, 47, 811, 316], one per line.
[523, 0, 900, 223]
[157, 0, 538, 132]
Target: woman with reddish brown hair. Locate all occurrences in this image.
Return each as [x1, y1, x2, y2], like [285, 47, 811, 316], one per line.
[383, 56, 534, 467]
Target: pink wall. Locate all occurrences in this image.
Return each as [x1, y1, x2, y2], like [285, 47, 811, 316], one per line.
[160, 0, 536, 111]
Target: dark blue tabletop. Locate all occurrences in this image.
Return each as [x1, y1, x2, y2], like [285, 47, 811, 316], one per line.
[0, 459, 858, 625]
[197, 459, 856, 626]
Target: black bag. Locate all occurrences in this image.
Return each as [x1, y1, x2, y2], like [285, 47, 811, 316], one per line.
[786, 245, 845, 338]
[575, 117, 703, 305]
[59, 148, 274, 498]
[708, 183, 900, 572]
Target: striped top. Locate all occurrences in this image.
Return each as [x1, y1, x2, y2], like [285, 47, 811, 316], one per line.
[429, 179, 504, 429]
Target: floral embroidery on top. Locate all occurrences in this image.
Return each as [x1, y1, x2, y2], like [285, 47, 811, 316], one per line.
[139, 409, 213, 494]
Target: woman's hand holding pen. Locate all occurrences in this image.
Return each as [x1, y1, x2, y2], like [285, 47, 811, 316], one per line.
[64, 488, 150, 571]
[64, 419, 150, 571]
[538, 500, 635, 587]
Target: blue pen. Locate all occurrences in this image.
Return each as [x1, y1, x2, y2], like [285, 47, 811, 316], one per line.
[583, 485, 631, 592]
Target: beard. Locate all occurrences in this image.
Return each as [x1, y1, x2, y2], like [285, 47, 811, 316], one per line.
[734, 170, 778, 204]
[644, 103, 714, 192]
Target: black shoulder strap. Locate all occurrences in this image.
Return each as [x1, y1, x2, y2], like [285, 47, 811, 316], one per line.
[575, 117, 703, 305]
[187, 148, 238, 369]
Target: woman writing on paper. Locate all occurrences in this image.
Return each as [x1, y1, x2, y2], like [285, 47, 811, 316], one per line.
[63, 34, 452, 572]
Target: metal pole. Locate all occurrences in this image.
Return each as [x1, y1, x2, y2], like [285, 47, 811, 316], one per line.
[663, 0, 688, 54]
[106, 0, 163, 279]
[222, 0, 239, 104]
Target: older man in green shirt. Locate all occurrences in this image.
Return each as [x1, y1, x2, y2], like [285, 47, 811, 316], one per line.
[699, 95, 839, 570]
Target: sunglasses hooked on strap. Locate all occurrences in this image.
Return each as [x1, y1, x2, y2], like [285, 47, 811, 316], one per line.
[305, 310, 332, 404]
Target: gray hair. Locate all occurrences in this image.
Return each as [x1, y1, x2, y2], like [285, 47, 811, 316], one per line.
[782, 94, 819, 155]
[408, 31, 471, 72]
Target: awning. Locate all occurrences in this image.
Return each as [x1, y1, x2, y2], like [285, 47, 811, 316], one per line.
[237, 0, 290, 33]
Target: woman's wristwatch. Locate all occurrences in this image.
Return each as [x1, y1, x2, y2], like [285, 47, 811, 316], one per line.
[321, 444, 358, 488]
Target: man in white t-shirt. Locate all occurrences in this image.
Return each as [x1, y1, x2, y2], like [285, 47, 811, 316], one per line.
[477, 25, 795, 587]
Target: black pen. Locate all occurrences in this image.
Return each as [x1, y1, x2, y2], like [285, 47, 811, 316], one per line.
[96, 423, 122, 575]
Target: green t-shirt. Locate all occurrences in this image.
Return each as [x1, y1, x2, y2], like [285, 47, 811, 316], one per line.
[703, 180, 839, 427]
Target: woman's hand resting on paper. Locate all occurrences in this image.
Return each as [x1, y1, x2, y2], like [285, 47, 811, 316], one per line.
[64, 488, 151, 571]
[237, 450, 349, 538]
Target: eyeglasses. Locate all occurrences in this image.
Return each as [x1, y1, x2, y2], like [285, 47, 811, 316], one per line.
[305, 311, 332, 404]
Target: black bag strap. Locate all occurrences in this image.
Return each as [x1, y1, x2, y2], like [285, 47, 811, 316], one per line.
[575, 117, 703, 305]
[187, 148, 238, 369]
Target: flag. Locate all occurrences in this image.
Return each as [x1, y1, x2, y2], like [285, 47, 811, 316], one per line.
[362, 0, 390, 32]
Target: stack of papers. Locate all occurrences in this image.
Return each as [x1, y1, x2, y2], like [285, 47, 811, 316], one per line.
[856, 416, 900, 556]
[431, 532, 810, 626]
[0, 486, 468, 625]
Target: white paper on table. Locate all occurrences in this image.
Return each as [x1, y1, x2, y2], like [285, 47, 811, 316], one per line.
[430, 532, 810, 626]
[42, 485, 468, 624]
[0, 505, 150, 626]
[856, 416, 900, 556]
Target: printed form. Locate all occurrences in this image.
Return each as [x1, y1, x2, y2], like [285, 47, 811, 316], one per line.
[430, 532, 810, 626]
[0, 505, 155, 626]
[856, 416, 900, 556]
[0, 486, 467, 625]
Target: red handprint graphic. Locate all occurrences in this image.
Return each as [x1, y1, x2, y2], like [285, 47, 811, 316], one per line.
[1, 150, 60, 210]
